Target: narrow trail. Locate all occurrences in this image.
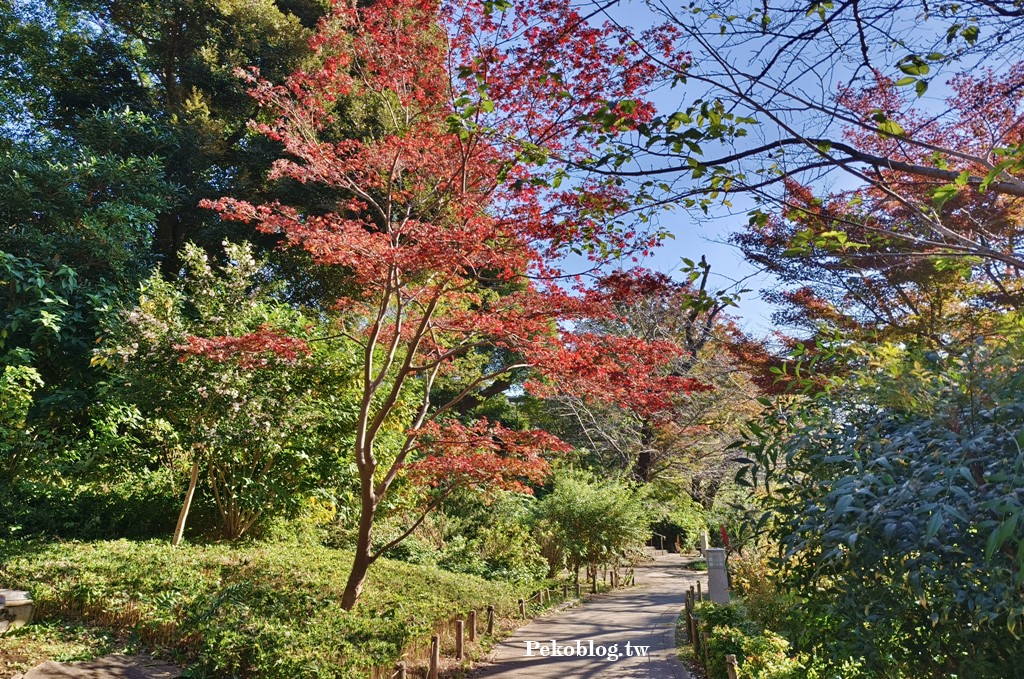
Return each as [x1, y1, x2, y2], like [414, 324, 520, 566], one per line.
[474, 554, 705, 679]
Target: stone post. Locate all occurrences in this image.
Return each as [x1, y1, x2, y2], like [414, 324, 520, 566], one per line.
[699, 530, 709, 556]
[705, 548, 729, 604]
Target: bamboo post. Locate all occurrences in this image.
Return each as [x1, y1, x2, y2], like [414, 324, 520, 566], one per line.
[518, 598, 526, 618]
[455, 619, 465, 660]
[697, 581, 702, 602]
[394, 661, 406, 679]
[688, 593, 698, 650]
[487, 605, 495, 635]
[468, 609, 477, 642]
[428, 635, 439, 679]
[726, 654, 739, 679]
[688, 593, 696, 647]
[702, 629, 711, 672]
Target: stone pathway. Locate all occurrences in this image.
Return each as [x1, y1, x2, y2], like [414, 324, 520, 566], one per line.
[12, 655, 180, 679]
[474, 554, 705, 679]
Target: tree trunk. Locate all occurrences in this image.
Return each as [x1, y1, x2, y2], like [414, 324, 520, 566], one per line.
[634, 419, 654, 483]
[172, 460, 200, 547]
[341, 481, 377, 611]
[635, 450, 652, 483]
[155, 211, 184, 276]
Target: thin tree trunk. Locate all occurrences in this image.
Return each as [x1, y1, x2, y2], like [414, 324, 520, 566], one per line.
[172, 460, 200, 547]
[341, 481, 377, 611]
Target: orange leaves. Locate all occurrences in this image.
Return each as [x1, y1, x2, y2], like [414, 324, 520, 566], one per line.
[526, 332, 710, 420]
[407, 418, 568, 494]
[196, 0, 699, 503]
[175, 325, 312, 368]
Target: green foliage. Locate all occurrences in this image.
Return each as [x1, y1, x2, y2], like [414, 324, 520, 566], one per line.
[0, 472, 180, 540]
[0, 0, 324, 264]
[376, 492, 549, 583]
[0, 140, 171, 282]
[0, 364, 42, 475]
[693, 601, 806, 679]
[535, 469, 653, 577]
[0, 539, 520, 678]
[737, 328, 1024, 676]
[653, 493, 707, 552]
[0, 251, 113, 411]
[97, 242, 362, 539]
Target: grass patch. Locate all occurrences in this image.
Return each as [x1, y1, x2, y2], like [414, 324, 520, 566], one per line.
[0, 539, 529, 677]
[0, 621, 120, 676]
[683, 559, 707, 571]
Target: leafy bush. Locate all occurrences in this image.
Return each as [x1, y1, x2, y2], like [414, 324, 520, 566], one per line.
[534, 469, 652, 585]
[729, 551, 804, 639]
[0, 473, 180, 540]
[694, 601, 806, 679]
[737, 333, 1024, 676]
[0, 540, 524, 678]
[98, 242, 362, 540]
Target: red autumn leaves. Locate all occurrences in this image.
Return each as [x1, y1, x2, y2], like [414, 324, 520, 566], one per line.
[185, 0, 702, 500]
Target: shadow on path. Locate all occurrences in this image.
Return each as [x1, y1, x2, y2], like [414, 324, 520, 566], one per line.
[473, 555, 706, 679]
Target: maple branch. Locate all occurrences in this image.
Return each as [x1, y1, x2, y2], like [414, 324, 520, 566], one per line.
[376, 359, 443, 498]
[364, 287, 443, 446]
[369, 485, 455, 564]
[407, 339, 493, 371]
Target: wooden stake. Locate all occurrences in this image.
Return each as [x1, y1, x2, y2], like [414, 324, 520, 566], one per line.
[455, 619, 464, 660]
[487, 605, 494, 635]
[726, 654, 739, 679]
[468, 609, 477, 641]
[428, 635, 439, 679]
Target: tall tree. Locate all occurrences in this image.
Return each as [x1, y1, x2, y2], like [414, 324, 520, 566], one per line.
[201, 0, 694, 609]
[0, 0, 325, 270]
[541, 264, 759, 508]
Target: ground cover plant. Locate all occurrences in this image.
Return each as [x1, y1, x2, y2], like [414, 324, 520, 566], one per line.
[0, 539, 527, 678]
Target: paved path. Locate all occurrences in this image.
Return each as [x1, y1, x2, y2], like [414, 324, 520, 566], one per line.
[474, 555, 705, 679]
[14, 655, 180, 679]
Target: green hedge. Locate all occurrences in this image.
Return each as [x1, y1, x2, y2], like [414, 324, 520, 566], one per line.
[692, 601, 806, 679]
[0, 539, 525, 677]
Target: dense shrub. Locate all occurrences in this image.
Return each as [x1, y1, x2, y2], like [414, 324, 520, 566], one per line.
[0, 540, 524, 678]
[737, 334, 1024, 676]
[693, 601, 806, 679]
[534, 469, 652, 584]
[0, 474, 180, 540]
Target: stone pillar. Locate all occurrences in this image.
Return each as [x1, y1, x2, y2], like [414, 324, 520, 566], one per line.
[699, 530, 709, 556]
[0, 590, 34, 634]
[705, 548, 729, 604]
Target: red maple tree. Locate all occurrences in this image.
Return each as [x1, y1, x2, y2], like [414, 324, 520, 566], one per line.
[195, 0, 695, 609]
